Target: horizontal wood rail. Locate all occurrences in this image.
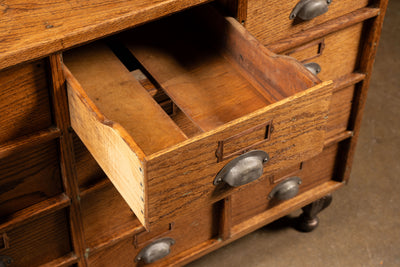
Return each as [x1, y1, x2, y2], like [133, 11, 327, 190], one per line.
[333, 73, 366, 93]
[86, 224, 145, 257]
[0, 127, 61, 159]
[38, 252, 79, 267]
[267, 7, 380, 54]
[324, 131, 354, 148]
[79, 178, 111, 198]
[0, 193, 70, 233]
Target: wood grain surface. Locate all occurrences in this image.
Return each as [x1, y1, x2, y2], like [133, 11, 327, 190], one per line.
[0, 210, 72, 266]
[0, 141, 63, 218]
[0, 0, 212, 70]
[246, 0, 369, 45]
[64, 62, 148, 227]
[0, 60, 52, 144]
[146, 81, 332, 225]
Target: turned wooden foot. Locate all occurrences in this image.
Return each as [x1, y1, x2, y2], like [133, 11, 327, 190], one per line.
[295, 194, 333, 232]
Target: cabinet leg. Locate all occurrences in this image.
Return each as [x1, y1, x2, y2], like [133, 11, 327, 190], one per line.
[295, 194, 333, 232]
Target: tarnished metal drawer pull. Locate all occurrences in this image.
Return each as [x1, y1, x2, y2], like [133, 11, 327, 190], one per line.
[268, 176, 302, 201]
[290, 0, 332, 20]
[0, 256, 13, 267]
[214, 150, 269, 187]
[304, 62, 321, 75]
[135, 238, 175, 264]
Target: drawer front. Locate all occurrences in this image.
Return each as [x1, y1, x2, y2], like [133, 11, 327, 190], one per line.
[87, 204, 219, 266]
[246, 0, 369, 45]
[0, 210, 72, 266]
[231, 143, 340, 226]
[64, 5, 332, 228]
[0, 60, 52, 144]
[146, 82, 332, 225]
[0, 141, 63, 217]
[282, 23, 364, 81]
[326, 84, 356, 139]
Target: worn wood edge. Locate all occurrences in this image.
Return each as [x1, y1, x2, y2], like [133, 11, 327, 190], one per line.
[231, 180, 344, 236]
[86, 224, 146, 257]
[324, 131, 354, 148]
[64, 62, 148, 228]
[224, 16, 321, 86]
[79, 178, 111, 198]
[146, 80, 333, 161]
[0, 0, 213, 71]
[38, 252, 79, 267]
[0, 193, 70, 233]
[0, 127, 61, 159]
[62, 63, 146, 161]
[333, 72, 366, 93]
[267, 7, 381, 54]
[48, 53, 89, 267]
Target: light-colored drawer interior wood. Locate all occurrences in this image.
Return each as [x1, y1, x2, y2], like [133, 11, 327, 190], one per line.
[63, 5, 333, 229]
[246, 0, 369, 45]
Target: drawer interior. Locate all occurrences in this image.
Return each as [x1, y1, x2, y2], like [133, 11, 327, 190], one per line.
[62, 4, 329, 228]
[63, 5, 318, 156]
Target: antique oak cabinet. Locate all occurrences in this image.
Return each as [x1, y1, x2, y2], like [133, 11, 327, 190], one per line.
[0, 0, 388, 266]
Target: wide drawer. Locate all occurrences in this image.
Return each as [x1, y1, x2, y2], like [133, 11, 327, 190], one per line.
[63, 5, 333, 229]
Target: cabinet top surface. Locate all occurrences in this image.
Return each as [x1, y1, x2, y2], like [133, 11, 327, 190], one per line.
[0, 0, 211, 70]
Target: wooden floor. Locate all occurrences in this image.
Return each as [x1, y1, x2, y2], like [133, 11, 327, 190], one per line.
[188, 1, 400, 265]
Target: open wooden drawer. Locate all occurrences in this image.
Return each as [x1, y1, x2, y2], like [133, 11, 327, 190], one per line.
[62, 5, 333, 229]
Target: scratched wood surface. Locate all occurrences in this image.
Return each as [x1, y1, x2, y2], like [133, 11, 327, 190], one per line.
[246, 0, 369, 45]
[0, 0, 212, 70]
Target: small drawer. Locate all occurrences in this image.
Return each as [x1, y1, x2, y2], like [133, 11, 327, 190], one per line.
[87, 203, 219, 266]
[246, 0, 369, 45]
[231, 143, 340, 226]
[0, 209, 72, 266]
[282, 22, 364, 81]
[0, 60, 53, 144]
[0, 141, 63, 218]
[63, 5, 333, 229]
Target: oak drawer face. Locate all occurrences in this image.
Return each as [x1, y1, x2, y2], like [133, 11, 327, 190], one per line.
[0, 141, 63, 217]
[0, 60, 53, 144]
[246, 0, 369, 45]
[282, 23, 364, 81]
[63, 5, 333, 229]
[88, 203, 219, 266]
[231, 143, 340, 226]
[0, 209, 72, 267]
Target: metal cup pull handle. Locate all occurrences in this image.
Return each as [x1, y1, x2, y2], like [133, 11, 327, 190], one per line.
[135, 238, 175, 264]
[268, 176, 302, 201]
[290, 0, 332, 20]
[0, 256, 13, 267]
[214, 150, 269, 187]
[304, 62, 321, 75]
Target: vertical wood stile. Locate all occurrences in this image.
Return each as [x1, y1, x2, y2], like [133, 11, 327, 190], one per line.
[219, 196, 232, 240]
[339, 0, 389, 182]
[48, 53, 88, 267]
